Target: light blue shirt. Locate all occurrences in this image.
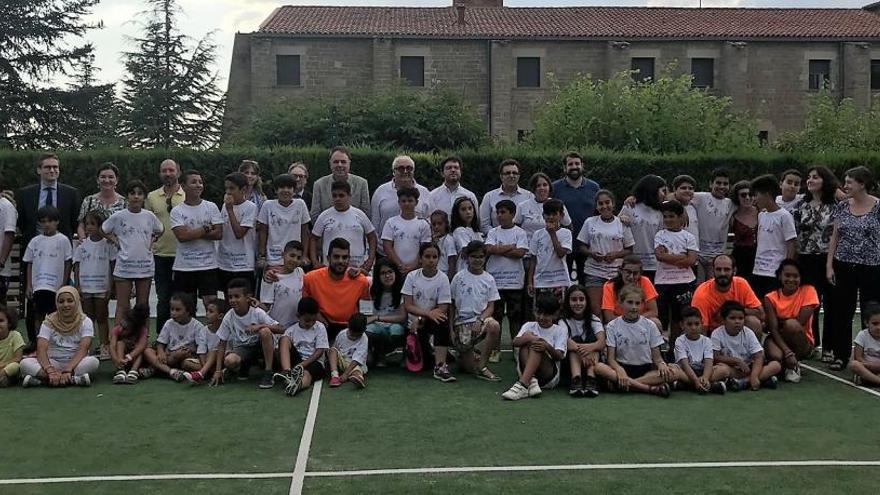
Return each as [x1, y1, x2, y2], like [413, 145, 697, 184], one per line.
[38, 182, 57, 208]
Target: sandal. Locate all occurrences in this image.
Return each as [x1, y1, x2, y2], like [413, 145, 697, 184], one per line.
[650, 383, 671, 398]
[476, 366, 501, 382]
[821, 351, 834, 363]
[829, 359, 844, 371]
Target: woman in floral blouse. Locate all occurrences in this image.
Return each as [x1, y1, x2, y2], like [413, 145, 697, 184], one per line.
[76, 163, 127, 241]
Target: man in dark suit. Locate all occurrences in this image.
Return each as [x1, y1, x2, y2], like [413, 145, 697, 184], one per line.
[16, 152, 81, 350]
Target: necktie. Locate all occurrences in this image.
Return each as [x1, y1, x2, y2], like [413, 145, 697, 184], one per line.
[44, 187, 53, 207]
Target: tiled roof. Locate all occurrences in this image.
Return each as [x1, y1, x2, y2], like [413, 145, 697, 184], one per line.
[257, 6, 880, 40]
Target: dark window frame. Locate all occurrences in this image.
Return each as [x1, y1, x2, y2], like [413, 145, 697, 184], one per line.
[691, 58, 714, 89]
[808, 59, 831, 91]
[276, 55, 301, 87]
[516, 57, 541, 88]
[400, 56, 425, 87]
[871, 59, 880, 91]
[631, 57, 655, 83]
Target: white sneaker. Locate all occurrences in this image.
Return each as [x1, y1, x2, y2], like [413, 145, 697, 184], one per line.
[22, 375, 42, 388]
[528, 377, 542, 397]
[784, 366, 801, 383]
[72, 374, 91, 387]
[502, 381, 530, 401]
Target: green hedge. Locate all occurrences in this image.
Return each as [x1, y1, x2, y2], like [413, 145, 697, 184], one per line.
[1, 147, 879, 204]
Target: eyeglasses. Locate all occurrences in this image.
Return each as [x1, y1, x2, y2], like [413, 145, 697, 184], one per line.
[394, 166, 414, 173]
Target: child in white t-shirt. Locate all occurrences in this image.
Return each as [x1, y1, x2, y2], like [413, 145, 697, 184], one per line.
[485, 199, 529, 361]
[671, 307, 727, 394]
[561, 285, 605, 398]
[450, 196, 483, 276]
[711, 300, 782, 391]
[750, 174, 797, 297]
[183, 298, 228, 385]
[76, 210, 116, 360]
[848, 304, 880, 386]
[450, 240, 501, 382]
[109, 303, 149, 385]
[143, 293, 204, 381]
[429, 210, 456, 279]
[328, 313, 369, 389]
[217, 172, 258, 296]
[502, 295, 568, 401]
[311, 180, 377, 274]
[527, 199, 572, 303]
[257, 173, 312, 280]
[277, 297, 329, 396]
[259, 240, 305, 330]
[595, 285, 676, 398]
[23, 206, 73, 327]
[381, 187, 431, 274]
[654, 199, 698, 354]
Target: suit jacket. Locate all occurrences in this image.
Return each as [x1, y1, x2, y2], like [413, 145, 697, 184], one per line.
[16, 182, 81, 246]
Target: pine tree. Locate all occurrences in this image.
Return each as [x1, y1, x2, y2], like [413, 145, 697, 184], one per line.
[119, 0, 225, 149]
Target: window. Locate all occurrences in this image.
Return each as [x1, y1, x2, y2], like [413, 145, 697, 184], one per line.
[276, 55, 301, 86]
[517, 129, 533, 142]
[872, 60, 880, 90]
[400, 56, 425, 87]
[757, 130, 769, 146]
[516, 57, 541, 88]
[631, 57, 655, 82]
[808, 59, 831, 91]
[691, 58, 714, 88]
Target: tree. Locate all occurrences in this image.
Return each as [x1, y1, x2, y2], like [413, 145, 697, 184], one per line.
[530, 70, 758, 153]
[0, 0, 102, 148]
[776, 90, 880, 153]
[119, 0, 225, 148]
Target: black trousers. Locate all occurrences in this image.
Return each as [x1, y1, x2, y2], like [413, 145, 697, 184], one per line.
[829, 260, 880, 363]
[154, 256, 175, 335]
[799, 253, 832, 348]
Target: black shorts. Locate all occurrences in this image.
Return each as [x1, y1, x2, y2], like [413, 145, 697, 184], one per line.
[750, 275, 778, 298]
[292, 353, 326, 381]
[620, 363, 654, 379]
[32, 290, 56, 317]
[218, 270, 254, 295]
[173, 269, 220, 299]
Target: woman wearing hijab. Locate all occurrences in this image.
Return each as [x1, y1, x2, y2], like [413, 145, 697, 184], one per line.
[20, 287, 99, 387]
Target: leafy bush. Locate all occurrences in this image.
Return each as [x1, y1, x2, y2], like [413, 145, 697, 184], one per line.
[776, 90, 880, 153]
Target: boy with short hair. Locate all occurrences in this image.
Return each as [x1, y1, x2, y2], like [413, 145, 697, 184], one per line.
[750, 174, 797, 297]
[259, 240, 305, 330]
[527, 199, 572, 301]
[311, 180, 377, 274]
[486, 199, 528, 360]
[450, 240, 502, 381]
[328, 312, 368, 389]
[671, 306, 727, 394]
[502, 295, 568, 400]
[212, 278, 283, 389]
[671, 175, 699, 248]
[654, 199, 698, 351]
[257, 173, 311, 289]
[711, 300, 782, 391]
[276, 297, 330, 396]
[381, 187, 431, 274]
[691, 168, 733, 280]
[23, 205, 73, 328]
[217, 172, 258, 298]
[776, 169, 803, 212]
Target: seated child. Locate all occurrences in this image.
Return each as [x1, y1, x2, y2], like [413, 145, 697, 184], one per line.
[848, 303, 880, 387]
[276, 297, 329, 397]
[183, 298, 228, 384]
[561, 285, 605, 398]
[144, 293, 204, 381]
[502, 295, 568, 401]
[366, 259, 407, 367]
[0, 306, 24, 387]
[328, 313, 369, 389]
[595, 285, 676, 398]
[711, 300, 782, 391]
[671, 306, 727, 394]
[213, 278, 283, 389]
[110, 303, 149, 385]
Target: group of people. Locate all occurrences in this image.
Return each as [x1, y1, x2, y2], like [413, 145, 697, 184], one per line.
[1, 149, 879, 400]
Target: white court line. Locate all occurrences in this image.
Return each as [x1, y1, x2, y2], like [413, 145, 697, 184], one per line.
[0, 473, 291, 485]
[289, 380, 324, 495]
[801, 363, 880, 399]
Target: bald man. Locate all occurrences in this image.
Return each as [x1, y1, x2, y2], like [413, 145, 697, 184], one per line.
[145, 159, 185, 331]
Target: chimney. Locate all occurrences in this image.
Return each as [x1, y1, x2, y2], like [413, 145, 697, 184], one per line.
[453, 0, 504, 8]
[456, 5, 466, 25]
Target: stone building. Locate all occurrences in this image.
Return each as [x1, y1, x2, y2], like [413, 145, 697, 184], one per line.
[224, 0, 880, 142]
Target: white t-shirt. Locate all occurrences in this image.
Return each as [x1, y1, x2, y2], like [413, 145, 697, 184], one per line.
[515, 321, 568, 356]
[776, 194, 804, 213]
[218, 200, 258, 272]
[333, 329, 369, 370]
[196, 326, 221, 355]
[674, 334, 714, 373]
[684, 203, 700, 248]
[691, 192, 734, 257]
[402, 268, 452, 325]
[753, 208, 797, 277]
[529, 227, 572, 289]
[854, 329, 880, 365]
[257, 199, 310, 265]
[577, 216, 635, 280]
[102, 209, 163, 278]
[450, 269, 500, 324]
[370, 181, 431, 252]
[0, 197, 18, 277]
[261, 268, 304, 329]
[653, 229, 698, 285]
[605, 315, 664, 366]
[428, 184, 478, 217]
[710, 326, 763, 364]
[23, 233, 72, 292]
[73, 238, 116, 294]
[452, 227, 483, 272]
[381, 215, 431, 267]
[374, 292, 399, 317]
[38, 318, 94, 363]
[437, 234, 456, 274]
[157, 318, 203, 352]
[514, 198, 572, 241]
[486, 225, 529, 290]
[562, 315, 605, 342]
[284, 321, 330, 361]
[312, 207, 375, 267]
[217, 306, 278, 347]
[170, 201, 223, 271]
[619, 203, 663, 271]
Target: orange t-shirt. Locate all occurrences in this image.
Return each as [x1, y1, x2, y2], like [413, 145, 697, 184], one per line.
[766, 285, 820, 345]
[601, 277, 659, 316]
[691, 276, 762, 328]
[302, 267, 371, 325]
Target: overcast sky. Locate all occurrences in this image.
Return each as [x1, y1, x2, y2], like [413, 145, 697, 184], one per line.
[83, 0, 868, 88]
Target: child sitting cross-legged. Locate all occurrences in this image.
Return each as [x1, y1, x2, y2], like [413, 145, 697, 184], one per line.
[502, 295, 569, 401]
[848, 303, 880, 387]
[561, 285, 605, 398]
[143, 293, 204, 382]
[711, 300, 782, 391]
[276, 297, 329, 397]
[0, 306, 24, 387]
[328, 313, 368, 389]
[670, 306, 728, 394]
[183, 298, 228, 385]
[110, 303, 149, 385]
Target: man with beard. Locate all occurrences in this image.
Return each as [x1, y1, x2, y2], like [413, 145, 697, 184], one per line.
[691, 254, 765, 336]
[302, 237, 371, 341]
[146, 159, 185, 331]
[310, 146, 371, 222]
[428, 156, 478, 217]
[551, 151, 600, 285]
